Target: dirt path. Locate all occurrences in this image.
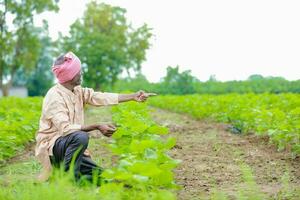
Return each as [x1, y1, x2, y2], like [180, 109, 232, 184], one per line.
[1, 106, 299, 200]
[149, 107, 300, 199]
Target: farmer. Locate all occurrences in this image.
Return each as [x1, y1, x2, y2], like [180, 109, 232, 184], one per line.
[35, 51, 155, 183]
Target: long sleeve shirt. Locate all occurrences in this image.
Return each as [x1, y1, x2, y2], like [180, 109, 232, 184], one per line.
[35, 83, 118, 181]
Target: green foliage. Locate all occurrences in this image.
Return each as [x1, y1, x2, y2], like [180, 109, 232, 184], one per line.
[0, 97, 42, 163]
[113, 73, 155, 93]
[113, 66, 199, 95]
[0, 99, 178, 199]
[13, 21, 55, 96]
[113, 66, 300, 95]
[98, 102, 179, 199]
[158, 66, 198, 95]
[0, 167, 101, 200]
[194, 77, 300, 94]
[60, 1, 152, 90]
[0, 0, 58, 96]
[149, 93, 300, 156]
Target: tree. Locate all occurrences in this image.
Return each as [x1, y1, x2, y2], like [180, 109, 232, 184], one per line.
[0, 0, 58, 96]
[113, 73, 153, 93]
[208, 74, 217, 82]
[60, 1, 152, 90]
[13, 21, 55, 96]
[247, 74, 264, 81]
[161, 66, 198, 94]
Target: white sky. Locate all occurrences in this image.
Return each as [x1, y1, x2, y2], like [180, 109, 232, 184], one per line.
[35, 0, 300, 82]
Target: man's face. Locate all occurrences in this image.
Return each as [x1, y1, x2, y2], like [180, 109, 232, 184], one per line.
[71, 71, 82, 86]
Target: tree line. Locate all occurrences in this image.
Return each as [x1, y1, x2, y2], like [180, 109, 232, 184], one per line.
[113, 66, 300, 94]
[1, 1, 151, 96]
[1, 1, 298, 96]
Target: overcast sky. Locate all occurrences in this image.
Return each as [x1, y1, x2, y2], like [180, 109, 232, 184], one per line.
[36, 0, 300, 82]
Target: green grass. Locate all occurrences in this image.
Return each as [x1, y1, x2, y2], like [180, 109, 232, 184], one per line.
[0, 97, 42, 163]
[0, 103, 179, 200]
[1, 99, 299, 199]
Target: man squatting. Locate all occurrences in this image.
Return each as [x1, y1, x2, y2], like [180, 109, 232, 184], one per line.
[35, 52, 156, 183]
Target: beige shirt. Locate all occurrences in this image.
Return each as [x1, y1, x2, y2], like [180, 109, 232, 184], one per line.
[35, 83, 118, 181]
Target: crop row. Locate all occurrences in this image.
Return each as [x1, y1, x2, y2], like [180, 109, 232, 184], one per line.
[0, 97, 42, 163]
[98, 102, 179, 199]
[148, 93, 300, 155]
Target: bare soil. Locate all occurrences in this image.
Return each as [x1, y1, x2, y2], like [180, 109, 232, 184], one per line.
[150, 108, 300, 199]
[1, 106, 299, 200]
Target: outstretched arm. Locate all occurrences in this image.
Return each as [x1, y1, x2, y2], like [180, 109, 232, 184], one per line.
[82, 87, 157, 105]
[118, 90, 157, 103]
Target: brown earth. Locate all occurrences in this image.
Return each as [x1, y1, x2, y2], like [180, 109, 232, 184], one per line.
[1, 106, 299, 200]
[149, 107, 300, 200]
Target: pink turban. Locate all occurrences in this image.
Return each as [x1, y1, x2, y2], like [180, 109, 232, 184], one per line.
[52, 52, 81, 84]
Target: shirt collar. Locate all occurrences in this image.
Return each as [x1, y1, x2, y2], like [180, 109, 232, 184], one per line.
[57, 83, 76, 96]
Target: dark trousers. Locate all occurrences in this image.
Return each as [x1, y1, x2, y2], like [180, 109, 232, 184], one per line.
[50, 131, 103, 184]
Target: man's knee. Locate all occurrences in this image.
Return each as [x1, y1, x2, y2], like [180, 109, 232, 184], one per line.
[73, 131, 89, 147]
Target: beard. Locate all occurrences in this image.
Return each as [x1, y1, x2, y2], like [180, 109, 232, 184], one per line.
[76, 79, 82, 86]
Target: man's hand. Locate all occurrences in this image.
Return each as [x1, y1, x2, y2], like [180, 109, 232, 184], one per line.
[95, 124, 116, 137]
[134, 90, 157, 102]
[118, 91, 157, 103]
